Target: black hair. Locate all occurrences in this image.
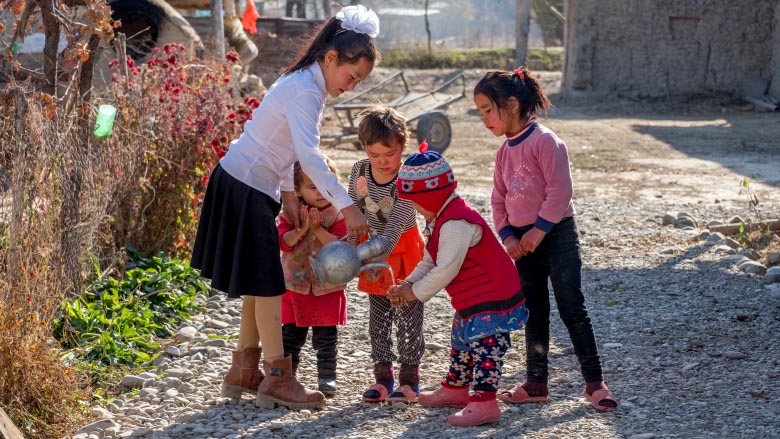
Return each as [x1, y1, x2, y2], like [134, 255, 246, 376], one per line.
[284, 16, 379, 74]
[473, 67, 552, 121]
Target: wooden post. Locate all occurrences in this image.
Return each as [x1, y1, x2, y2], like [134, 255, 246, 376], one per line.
[0, 407, 25, 439]
[211, 0, 226, 60]
[514, 0, 532, 68]
[708, 219, 780, 235]
[115, 32, 129, 79]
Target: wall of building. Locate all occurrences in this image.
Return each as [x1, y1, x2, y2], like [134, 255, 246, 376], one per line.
[771, 3, 780, 97]
[563, 0, 778, 99]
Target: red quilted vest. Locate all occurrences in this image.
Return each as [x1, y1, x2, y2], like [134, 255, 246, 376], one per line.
[427, 197, 524, 318]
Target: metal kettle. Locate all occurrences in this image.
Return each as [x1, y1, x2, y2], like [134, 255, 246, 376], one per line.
[310, 233, 390, 286]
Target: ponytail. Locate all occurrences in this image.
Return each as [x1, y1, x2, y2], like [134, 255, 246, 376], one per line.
[284, 16, 379, 74]
[473, 67, 551, 121]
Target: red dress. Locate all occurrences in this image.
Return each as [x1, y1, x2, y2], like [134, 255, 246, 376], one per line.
[278, 210, 347, 327]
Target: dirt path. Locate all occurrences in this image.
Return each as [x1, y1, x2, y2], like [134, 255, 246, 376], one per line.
[324, 68, 780, 208]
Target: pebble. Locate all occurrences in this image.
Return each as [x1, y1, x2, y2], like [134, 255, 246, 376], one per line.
[72, 199, 780, 439]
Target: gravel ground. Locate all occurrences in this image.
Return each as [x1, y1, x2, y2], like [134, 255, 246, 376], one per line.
[68, 69, 780, 439]
[69, 194, 780, 439]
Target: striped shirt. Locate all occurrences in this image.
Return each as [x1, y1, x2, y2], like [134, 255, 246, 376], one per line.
[348, 159, 418, 256]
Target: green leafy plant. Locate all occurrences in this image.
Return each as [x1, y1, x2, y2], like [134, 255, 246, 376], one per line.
[736, 176, 762, 247]
[54, 254, 208, 368]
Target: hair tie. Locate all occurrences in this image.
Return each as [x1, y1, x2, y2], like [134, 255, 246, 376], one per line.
[418, 140, 428, 153]
[514, 67, 525, 81]
[336, 5, 380, 38]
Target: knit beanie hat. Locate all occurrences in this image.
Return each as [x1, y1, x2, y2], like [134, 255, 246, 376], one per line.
[396, 141, 457, 213]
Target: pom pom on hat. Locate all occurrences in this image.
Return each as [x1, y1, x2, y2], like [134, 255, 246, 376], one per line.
[396, 140, 457, 213]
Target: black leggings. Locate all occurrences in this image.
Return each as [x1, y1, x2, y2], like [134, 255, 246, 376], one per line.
[283, 323, 338, 379]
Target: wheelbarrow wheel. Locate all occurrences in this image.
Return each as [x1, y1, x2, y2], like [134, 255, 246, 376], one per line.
[416, 111, 451, 153]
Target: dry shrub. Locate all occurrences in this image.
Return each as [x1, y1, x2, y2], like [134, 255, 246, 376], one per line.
[103, 45, 260, 259]
[0, 88, 90, 438]
[0, 46, 259, 437]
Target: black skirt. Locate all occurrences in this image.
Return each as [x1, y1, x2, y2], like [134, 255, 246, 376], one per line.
[190, 164, 286, 298]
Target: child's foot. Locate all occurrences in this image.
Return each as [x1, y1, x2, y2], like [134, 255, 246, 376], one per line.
[584, 381, 617, 412]
[496, 381, 548, 404]
[318, 377, 337, 398]
[447, 391, 501, 427]
[362, 383, 391, 403]
[386, 384, 418, 404]
[418, 383, 469, 408]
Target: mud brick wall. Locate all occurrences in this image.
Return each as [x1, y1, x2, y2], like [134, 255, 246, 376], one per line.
[771, 3, 780, 98]
[563, 0, 779, 99]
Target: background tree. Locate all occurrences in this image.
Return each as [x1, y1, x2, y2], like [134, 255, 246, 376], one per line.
[515, 0, 532, 66]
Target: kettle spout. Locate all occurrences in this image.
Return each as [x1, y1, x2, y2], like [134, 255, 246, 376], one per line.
[358, 261, 391, 276]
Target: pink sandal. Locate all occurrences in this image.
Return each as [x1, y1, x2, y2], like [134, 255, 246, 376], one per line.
[386, 384, 418, 404]
[583, 388, 617, 412]
[362, 383, 390, 403]
[496, 385, 549, 404]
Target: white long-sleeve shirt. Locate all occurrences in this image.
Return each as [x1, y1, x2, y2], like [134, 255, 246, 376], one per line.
[219, 62, 353, 211]
[404, 196, 483, 302]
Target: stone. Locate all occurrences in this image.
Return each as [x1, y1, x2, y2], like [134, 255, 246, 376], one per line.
[739, 261, 767, 276]
[119, 375, 145, 389]
[764, 267, 780, 284]
[737, 248, 761, 261]
[662, 213, 676, 225]
[175, 326, 198, 341]
[764, 252, 780, 267]
[728, 215, 745, 224]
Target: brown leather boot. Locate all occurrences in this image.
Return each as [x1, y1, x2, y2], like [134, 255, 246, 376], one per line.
[221, 347, 264, 398]
[255, 355, 326, 410]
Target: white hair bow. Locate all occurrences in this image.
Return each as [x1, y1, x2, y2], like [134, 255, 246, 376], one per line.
[336, 4, 380, 38]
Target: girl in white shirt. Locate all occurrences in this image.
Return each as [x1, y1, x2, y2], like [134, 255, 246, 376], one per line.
[190, 5, 379, 411]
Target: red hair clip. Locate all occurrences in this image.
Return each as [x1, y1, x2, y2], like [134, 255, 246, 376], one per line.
[514, 67, 525, 81]
[419, 140, 428, 153]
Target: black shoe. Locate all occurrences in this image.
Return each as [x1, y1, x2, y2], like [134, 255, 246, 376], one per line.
[318, 377, 337, 397]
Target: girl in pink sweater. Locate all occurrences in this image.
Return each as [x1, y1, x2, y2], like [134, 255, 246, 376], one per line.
[473, 67, 617, 412]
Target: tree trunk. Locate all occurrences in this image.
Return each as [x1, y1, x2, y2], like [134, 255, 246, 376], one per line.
[515, 0, 532, 67]
[425, 0, 432, 56]
[211, 0, 226, 60]
[78, 34, 101, 103]
[39, 0, 60, 95]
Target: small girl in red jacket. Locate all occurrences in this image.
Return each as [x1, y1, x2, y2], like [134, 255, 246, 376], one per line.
[388, 144, 528, 427]
[279, 158, 347, 398]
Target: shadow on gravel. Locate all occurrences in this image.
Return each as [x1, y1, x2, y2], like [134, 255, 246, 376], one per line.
[572, 242, 780, 437]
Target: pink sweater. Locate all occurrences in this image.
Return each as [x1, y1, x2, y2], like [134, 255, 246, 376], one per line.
[491, 120, 575, 242]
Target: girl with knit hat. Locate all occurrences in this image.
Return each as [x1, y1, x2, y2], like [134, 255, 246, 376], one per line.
[473, 67, 617, 412]
[387, 143, 528, 427]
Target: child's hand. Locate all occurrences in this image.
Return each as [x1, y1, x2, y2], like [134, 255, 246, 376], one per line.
[503, 235, 526, 260]
[519, 228, 546, 254]
[299, 205, 311, 233]
[388, 282, 416, 307]
[281, 191, 301, 231]
[309, 207, 323, 230]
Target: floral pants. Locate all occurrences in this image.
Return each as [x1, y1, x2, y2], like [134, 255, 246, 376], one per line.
[444, 332, 510, 392]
